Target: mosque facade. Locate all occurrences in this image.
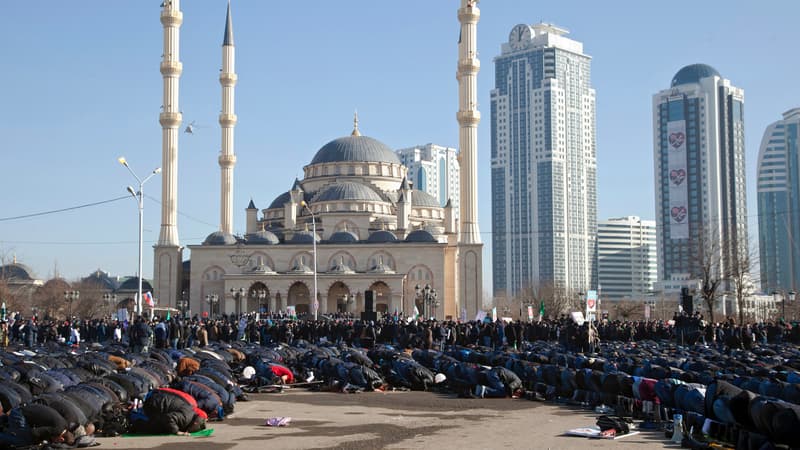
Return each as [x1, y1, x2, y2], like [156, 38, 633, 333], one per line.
[155, 0, 484, 320]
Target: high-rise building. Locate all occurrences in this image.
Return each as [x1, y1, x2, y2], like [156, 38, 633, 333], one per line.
[490, 23, 597, 297]
[598, 217, 657, 301]
[653, 64, 748, 287]
[396, 144, 460, 214]
[757, 108, 800, 293]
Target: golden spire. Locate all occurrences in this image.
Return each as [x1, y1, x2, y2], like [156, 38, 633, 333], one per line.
[351, 110, 361, 136]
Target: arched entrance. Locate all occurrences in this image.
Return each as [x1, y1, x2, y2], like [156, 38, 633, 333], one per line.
[369, 281, 391, 316]
[288, 282, 310, 313]
[247, 282, 269, 314]
[327, 281, 351, 313]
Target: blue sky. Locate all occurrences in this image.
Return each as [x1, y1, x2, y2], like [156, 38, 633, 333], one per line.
[1, 1, 798, 294]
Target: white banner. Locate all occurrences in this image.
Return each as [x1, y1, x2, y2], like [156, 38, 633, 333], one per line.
[667, 120, 689, 239]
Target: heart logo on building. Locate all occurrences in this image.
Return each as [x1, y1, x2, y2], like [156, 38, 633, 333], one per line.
[669, 168, 686, 185]
[669, 132, 685, 149]
[671, 206, 687, 223]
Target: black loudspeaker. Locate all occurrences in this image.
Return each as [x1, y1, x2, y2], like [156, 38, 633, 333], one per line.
[681, 287, 693, 315]
[364, 290, 374, 312]
[361, 311, 377, 322]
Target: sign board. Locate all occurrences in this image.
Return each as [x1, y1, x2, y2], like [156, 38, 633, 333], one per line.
[527, 305, 534, 322]
[491, 307, 498, 322]
[571, 311, 586, 326]
[586, 290, 598, 313]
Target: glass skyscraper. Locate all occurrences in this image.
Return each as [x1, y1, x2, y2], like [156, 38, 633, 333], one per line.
[757, 108, 800, 293]
[491, 23, 597, 297]
[396, 143, 460, 215]
[653, 64, 748, 285]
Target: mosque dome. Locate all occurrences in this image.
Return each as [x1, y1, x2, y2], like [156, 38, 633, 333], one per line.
[117, 277, 154, 292]
[367, 230, 398, 243]
[0, 263, 37, 281]
[268, 191, 291, 210]
[245, 230, 280, 245]
[203, 231, 237, 246]
[310, 135, 400, 165]
[327, 230, 359, 243]
[290, 230, 320, 244]
[410, 189, 441, 208]
[405, 229, 437, 243]
[671, 64, 720, 87]
[313, 181, 384, 203]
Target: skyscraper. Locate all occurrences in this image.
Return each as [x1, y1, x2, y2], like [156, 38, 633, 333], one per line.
[597, 216, 657, 301]
[396, 144, 460, 214]
[491, 23, 597, 297]
[653, 64, 748, 287]
[757, 108, 800, 293]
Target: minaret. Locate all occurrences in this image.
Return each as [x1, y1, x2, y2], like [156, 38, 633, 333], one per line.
[457, 0, 481, 245]
[456, 0, 483, 319]
[219, 1, 237, 235]
[153, 0, 184, 308]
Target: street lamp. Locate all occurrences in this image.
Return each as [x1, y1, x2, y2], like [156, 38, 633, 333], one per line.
[64, 290, 80, 320]
[103, 293, 117, 317]
[118, 156, 161, 317]
[299, 201, 319, 320]
[773, 290, 797, 322]
[177, 290, 189, 318]
[205, 293, 219, 318]
[415, 284, 439, 319]
[230, 287, 246, 317]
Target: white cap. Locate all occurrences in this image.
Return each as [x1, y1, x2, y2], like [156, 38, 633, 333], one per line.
[242, 366, 256, 380]
[434, 373, 446, 384]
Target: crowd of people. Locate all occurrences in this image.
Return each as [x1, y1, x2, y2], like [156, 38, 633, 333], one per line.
[0, 309, 799, 448]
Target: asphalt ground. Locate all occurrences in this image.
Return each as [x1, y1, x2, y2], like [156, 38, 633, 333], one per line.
[100, 389, 676, 449]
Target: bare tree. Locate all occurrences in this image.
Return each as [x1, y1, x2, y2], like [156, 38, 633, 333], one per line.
[728, 242, 759, 325]
[690, 227, 725, 323]
[32, 278, 71, 319]
[614, 300, 643, 321]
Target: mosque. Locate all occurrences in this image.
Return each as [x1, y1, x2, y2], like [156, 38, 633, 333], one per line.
[153, 0, 484, 321]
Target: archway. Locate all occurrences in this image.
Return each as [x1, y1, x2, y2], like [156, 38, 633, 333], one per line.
[326, 281, 351, 313]
[247, 282, 269, 314]
[288, 282, 310, 311]
[368, 281, 392, 316]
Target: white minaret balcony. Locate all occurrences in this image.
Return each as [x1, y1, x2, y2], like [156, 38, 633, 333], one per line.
[219, 73, 238, 85]
[458, 58, 480, 73]
[160, 9, 183, 26]
[160, 61, 183, 76]
[218, 154, 236, 167]
[218, 113, 237, 126]
[456, 110, 481, 125]
[159, 112, 182, 127]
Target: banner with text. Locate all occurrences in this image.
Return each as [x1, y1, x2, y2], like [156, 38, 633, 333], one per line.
[667, 120, 689, 239]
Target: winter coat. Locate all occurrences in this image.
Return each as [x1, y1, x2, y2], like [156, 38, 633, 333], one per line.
[136, 388, 207, 435]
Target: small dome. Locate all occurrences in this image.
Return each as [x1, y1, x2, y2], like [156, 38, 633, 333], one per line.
[367, 230, 398, 243]
[203, 231, 237, 246]
[290, 230, 320, 244]
[117, 277, 154, 292]
[245, 230, 280, 245]
[405, 229, 437, 243]
[671, 64, 720, 87]
[313, 181, 384, 203]
[0, 263, 37, 281]
[268, 191, 291, 210]
[410, 189, 441, 208]
[328, 230, 359, 243]
[82, 270, 119, 290]
[310, 135, 401, 165]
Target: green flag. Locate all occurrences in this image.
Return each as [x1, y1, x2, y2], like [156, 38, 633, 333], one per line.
[166, 310, 171, 321]
[539, 300, 545, 319]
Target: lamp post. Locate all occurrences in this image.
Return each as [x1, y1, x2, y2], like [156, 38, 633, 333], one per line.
[103, 293, 117, 317]
[205, 293, 219, 318]
[299, 201, 319, 320]
[230, 287, 246, 317]
[415, 284, 439, 319]
[773, 290, 797, 322]
[177, 290, 189, 318]
[64, 290, 80, 320]
[118, 156, 161, 317]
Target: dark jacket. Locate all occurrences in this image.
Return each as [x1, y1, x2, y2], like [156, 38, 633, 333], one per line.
[138, 389, 206, 434]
